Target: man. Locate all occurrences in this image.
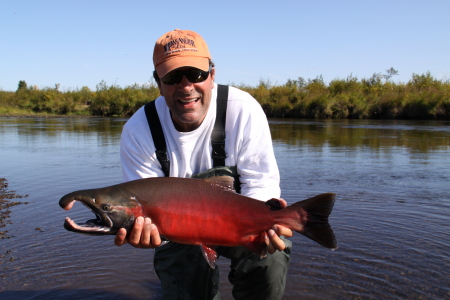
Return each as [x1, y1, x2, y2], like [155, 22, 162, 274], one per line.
[115, 29, 292, 300]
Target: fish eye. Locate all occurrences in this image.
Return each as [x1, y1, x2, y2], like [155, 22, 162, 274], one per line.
[101, 204, 111, 211]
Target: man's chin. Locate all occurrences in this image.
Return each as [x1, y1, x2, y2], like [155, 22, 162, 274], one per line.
[171, 113, 204, 131]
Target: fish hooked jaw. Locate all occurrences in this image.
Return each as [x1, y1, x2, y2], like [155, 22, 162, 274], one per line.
[63, 201, 115, 234]
[60, 195, 117, 235]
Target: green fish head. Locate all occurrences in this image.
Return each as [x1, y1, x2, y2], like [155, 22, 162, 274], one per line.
[59, 186, 144, 235]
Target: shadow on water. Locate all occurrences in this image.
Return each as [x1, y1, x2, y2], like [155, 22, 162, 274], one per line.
[0, 288, 160, 300]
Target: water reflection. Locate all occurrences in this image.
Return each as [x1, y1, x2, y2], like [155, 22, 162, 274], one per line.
[0, 117, 127, 147]
[2, 117, 450, 153]
[269, 118, 450, 153]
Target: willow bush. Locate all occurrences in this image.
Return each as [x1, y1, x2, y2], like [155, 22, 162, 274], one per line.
[1, 81, 160, 116]
[91, 82, 161, 116]
[239, 71, 450, 119]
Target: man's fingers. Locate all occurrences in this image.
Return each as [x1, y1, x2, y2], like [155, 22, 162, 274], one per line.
[139, 218, 162, 248]
[267, 224, 293, 253]
[150, 224, 161, 247]
[128, 216, 144, 247]
[266, 231, 276, 254]
[114, 217, 162, 249]
[273, 224, 293, 238]
[278, 198, 288, 208]
[114, 228, 128, 247]
[139, 217, 152, 246]
[265, 198, 288, 209]
[268, 229, 286, 253]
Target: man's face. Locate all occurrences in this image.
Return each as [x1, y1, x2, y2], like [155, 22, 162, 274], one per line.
[157, 67, 215, 132]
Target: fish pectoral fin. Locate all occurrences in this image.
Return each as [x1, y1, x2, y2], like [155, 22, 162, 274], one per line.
[203, 176, 236, 193]
[200, 244, 218, 269]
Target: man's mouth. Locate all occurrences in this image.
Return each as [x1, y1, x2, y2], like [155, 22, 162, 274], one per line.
[179, 98, 199, 104]
[178, 98, 200, 106]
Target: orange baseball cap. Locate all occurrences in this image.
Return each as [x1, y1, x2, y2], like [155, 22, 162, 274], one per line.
[153, 29, 212, 78]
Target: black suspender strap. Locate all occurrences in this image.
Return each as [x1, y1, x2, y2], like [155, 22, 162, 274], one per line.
[211, 84, 229, 167]
[144, 84, 229, 177]
[144, 100, 170, 177]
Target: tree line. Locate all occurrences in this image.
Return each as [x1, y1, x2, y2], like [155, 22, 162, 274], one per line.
[1, 69, 449, 119]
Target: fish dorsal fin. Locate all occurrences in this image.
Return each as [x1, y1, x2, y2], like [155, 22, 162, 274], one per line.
[203, 176, 236, 192]
[200, 244, 218, 269]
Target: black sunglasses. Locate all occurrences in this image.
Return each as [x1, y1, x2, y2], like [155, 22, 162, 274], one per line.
[161, 66, 212, 85]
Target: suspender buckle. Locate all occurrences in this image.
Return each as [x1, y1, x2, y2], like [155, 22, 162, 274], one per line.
[211, 139, 226, 160]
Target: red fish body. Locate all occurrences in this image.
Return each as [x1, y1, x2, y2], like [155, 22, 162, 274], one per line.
[60, 176, 337, 267]
[135, 178, 301, 247]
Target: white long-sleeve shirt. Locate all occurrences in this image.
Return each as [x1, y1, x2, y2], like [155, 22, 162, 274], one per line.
[120, 83, 280, 201]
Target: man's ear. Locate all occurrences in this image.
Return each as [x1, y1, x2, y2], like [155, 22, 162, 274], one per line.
[156, 80, 163, 96]
[210, 67, 215, 88]
[153, 70, 163, 96]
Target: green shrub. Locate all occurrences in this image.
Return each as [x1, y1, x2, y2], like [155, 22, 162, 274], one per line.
[1, 73, 449, 119]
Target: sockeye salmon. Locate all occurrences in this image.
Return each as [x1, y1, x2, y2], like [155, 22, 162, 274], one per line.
[59, 176, 337, 268]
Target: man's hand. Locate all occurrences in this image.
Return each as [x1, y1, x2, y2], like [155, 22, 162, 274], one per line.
[114, 216, 162, 248]
[265, 198, 293, 254]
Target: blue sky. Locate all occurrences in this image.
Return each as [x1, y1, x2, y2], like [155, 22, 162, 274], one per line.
[1, 0, 449, 92]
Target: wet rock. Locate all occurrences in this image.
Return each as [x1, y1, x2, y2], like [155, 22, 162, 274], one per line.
[0, 178, 29, 239]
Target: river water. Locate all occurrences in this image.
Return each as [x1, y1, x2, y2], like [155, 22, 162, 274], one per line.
[0, 117, 449, 299]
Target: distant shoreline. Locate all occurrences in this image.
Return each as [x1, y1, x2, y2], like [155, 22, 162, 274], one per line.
[2, 72, 449, 119]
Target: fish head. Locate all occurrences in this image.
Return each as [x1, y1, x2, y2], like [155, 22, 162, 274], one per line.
[59, 186, 144, 235]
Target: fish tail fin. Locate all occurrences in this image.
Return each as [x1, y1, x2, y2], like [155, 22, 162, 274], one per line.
[286, 193, 337, 249]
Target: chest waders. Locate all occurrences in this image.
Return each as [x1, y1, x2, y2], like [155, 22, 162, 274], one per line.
[143, 84, 290, 300]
